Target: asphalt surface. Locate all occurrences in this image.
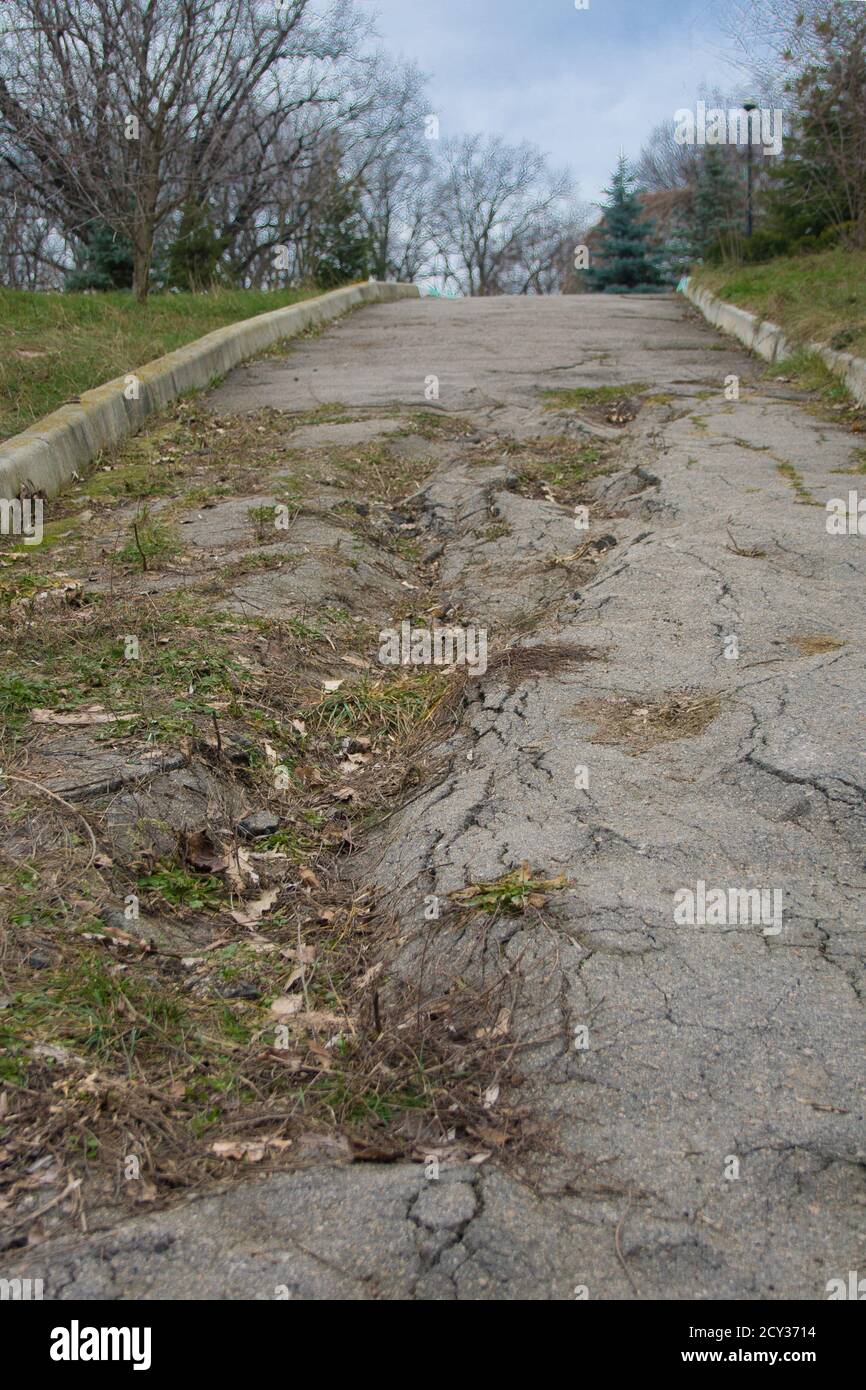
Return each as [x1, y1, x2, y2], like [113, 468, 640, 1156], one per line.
[8, 293, 864, 1299]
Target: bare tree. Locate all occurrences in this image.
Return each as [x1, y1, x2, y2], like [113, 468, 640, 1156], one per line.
[0, 0, 370, 298]
[722, 0, 830, 99]
[637, 120, 702, 193]
[429, 134, 573, 296]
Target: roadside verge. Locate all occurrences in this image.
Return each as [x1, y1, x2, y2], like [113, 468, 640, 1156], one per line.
[0, 281, 419, 499]
[683, 275, 866, 406]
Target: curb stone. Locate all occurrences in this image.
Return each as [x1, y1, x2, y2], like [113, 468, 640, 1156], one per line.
[0, 280, 419, 500]
[683, 275, 866, 406]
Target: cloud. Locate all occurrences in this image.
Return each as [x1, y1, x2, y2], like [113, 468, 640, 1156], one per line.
[362, 0, 742, 199]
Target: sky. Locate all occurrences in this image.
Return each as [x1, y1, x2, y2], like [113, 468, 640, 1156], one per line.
[360, 0, 749, 205]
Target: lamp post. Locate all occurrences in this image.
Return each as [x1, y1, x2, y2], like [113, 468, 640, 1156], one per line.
[743, 99, 758, 239]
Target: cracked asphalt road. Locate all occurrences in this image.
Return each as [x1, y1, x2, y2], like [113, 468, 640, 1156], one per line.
[10, 293, 865, 1300]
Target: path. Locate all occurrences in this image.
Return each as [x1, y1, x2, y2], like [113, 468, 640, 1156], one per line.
[6, 293, 864, 1300]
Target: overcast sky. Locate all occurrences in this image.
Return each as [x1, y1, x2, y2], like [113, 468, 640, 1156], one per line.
[361, 0, 747, 205]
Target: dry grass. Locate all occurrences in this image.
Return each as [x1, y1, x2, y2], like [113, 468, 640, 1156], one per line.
[572, 689, 722, 753]
[786, 634, 845, 657]
[0, 401, 538, 1247]
[486, 642, 603, 688]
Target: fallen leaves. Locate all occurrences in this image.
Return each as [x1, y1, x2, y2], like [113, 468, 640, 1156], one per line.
[211, 1137, 292, 1163]
[182, 829, 227, 874]
[230, 886, 280, 928]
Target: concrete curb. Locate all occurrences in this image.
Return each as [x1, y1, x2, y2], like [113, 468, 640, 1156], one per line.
[0, 280, 420, 499]
[683, 276, 866, 406]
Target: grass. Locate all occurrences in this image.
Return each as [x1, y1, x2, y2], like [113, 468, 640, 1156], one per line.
[0, 284, 317, 441]
[541, 383, 649, 410]
[787, 634, 844, 657]
[775, 458, 816, 504]
[0, 391, 542, 1231]
[303, 672, 449, 742]
[573, 689, 723, 754]
[117, 508, 181, 569]
[835, 447, 866, 475]
[692, 250, 866, 358]
[450, 863, 568, 914]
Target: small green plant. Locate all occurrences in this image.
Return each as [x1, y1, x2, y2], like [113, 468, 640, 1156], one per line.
[119, 509, 180, 570]
[247, 503, 281, 542]
[138, 864, 224, 911]
[450, 863, 567, 914]
[0, 672, 52, 729]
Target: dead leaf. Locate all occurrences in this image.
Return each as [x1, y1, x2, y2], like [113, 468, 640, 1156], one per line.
[283, 1010, 347, 1030]
[183, 830, 227, 874]
[322, 679, 343, 692]
[296, 764, 325, 787]
[211, 1140, 267, 1163]
[298, 866, 321, 890]
[225, 845, 260, 894]
[269, 994, 304, 1020]
[230, 886, 280, 927]
[334, 785, 359, 803]
[306, 1040, 334, 1070]
[355, 962, 384, 990]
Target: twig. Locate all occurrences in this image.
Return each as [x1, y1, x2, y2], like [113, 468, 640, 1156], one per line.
[132, 522, 149, 572]
[7, 1177, 82, 1231]
[615, 1190, 641, 1298]
[2, 775, 98, 869]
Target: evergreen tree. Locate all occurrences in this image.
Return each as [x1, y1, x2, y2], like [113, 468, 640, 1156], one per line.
[764, 6, 866, 250]
[65, 220, 134, 291]
[586, 156, 662, 293]
[692, 145, 742, 262]
[167, 202, 227, 290]
[312, 181, 371, 290]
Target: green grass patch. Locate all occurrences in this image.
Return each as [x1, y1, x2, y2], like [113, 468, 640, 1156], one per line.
[766, 349, 854, 409]
[0, 285, 317, 442]
[304, 671, 448, 742]
[541, 383, 648, 409]
[692, 250, 866, 358]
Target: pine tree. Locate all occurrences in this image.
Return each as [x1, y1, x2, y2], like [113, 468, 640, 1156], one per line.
[692, 146, 742, 262]
[65, 220, 134, 291]
[312, 181, 371, 290]
[167, 202, 227, 290]
[586, 156, 662, 293]
[764, 6, 866, 249]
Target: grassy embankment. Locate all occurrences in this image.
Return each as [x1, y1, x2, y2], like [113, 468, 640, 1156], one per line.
[691, 249, 866, 408]
[0, 286, 318, 442]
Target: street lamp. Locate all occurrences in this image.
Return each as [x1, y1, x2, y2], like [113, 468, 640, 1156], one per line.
[743, 99, 759, 239]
